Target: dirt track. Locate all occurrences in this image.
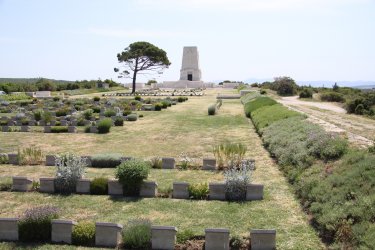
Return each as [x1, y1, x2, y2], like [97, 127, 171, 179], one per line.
[278, 96, 375, 148]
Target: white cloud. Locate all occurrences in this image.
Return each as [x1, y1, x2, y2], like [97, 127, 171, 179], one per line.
[88, 28, 189, 38]
[136, 0, 370, 12]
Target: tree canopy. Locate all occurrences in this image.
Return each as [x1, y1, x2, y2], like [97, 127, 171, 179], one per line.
[114, 41, 171, 93]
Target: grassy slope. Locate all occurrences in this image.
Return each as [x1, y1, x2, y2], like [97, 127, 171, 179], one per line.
[0, 89, 323, 249]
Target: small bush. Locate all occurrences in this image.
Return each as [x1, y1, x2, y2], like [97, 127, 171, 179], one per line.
[77, 118, 86, 126]
[0, 177, 12, 191]
[230, 235, 246, 250]
[90, 177, 108, 195]
[83, 109, 94, 120]
[53, 96, 60, 102]
[299, 88, 313, 98]
[18, 146, 44, 165]
[55, 153, 86, 194]
[161, 101, 169, 109]
[56, 108, 68, 117]
[154, 103, 162, 111]
[177, 229, 196, 244]
[72, 221, 95, 246]
[84, 125, 90, 133]
[320, 91, 345, 102]
[50, 126, 69, 133]
[224, 165, 252, 201]
[208, 105, 216, 115]
[134, 96, 141, 101]
[127, 114, 138, 121]
[123, 110, 132, 116]
[91, 153, 122, 168]
[213, 142, 247, 170]
[149, 157, 162, 169]
[114, 117, 124, 126]
[104, 109, 116, 117]
[0, 153, 9, 164]
[18, 205, 59, 242]
[260, 89, 267, 95]
[177, 97, 188, 102]
[188, 183, 209, 200]
[97, 118, 112, 134]
[115, 159, 150, 196]
[92, 106, 100, 113]
[122, 220, 151, 249]
[93, 96, 100, 102]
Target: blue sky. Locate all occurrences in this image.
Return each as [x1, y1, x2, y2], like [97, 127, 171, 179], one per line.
[0, 0, 374, 84]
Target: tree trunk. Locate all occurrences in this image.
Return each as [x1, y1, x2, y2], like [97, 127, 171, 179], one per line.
[132, 58, 139, 94]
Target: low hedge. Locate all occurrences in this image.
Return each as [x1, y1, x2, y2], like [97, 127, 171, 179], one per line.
[91, 153, 122, 168]
[90, 177, 108, 195]
[243, 96, 277, 118]
[72, 221, 95, 246]
[97, 118, 112, 134]
[51, 126, 69, 133]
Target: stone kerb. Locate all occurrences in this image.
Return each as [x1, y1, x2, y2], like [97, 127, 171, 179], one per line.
[205, 228, 230, 250]
[209, 183, 226, 200]
[51, 219, 77, 244]
[95, 222, 123, 247]
[45, 155, 56, 166]
[90, 126, 98, 133]
[140, 181, 158, 198]
[76, 179, 91, 194]
[7, 153, 18, 165]
[12, 176, 33, 192]
[20, 126, 30, 132]
[246, 184, 264, 201]
[172, 182, 189, 199]
[108, 180, 123, 196]
[202, 158, 216, 170]
[0, 218, 18, 241]
[1, 126, 9, 132]
[250, 229, 276, 250]
[39, 177, 55, 193]
[151, 226, 177, 250]
[162, 157, 175, 169]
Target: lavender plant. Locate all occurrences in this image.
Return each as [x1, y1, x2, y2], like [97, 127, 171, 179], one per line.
[224, 161, 253, 201]
[55, 153, 86, 194]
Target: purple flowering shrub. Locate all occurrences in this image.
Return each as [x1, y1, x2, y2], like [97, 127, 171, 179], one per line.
[18, 205, 59, 242]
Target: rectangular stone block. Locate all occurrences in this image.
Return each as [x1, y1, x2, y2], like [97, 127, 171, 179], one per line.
[205, 228, 230, 250]
[12, 176, 33, 192]
[0, 218, 18, 241]
[90, 126, 98, 133]
[29, 120, 36, 126]
[7, 154, 18, 165]
[246, 184, 264, 201]
[50, 120, 56, 126]
[250, 229, 276, 250]
[95, 222, 123, 247]
[60, 120, 68, 126]
[173, 182, 189, 199]
[203, 158, 216, 170]
[76, 179, 91, 194]
[140, 181, 157, 198]
[151, 226, 177, 250]
[162, 157, 175, 169]
[51, 219, 77, 244]
[16, 120, 22, 126]
[39, 177, 55, 193]
[209, 183, 226, 201]
[20, 126, 29, 132]
[1, 126, 9, 132]
[68, 126, 76, 133]
[7, 120, 14, 126]
[44, 126, 51, 133]
[108, 180, 123, 196]
[45, 155, 56, 166]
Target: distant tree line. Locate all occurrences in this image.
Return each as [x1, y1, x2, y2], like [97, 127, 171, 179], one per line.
[0, 78, 120, 93]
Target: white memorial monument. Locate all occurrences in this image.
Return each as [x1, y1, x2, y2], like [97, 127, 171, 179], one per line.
[160, 46, 213, 89]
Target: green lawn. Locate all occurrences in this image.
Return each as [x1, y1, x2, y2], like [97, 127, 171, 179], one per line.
[0, 89, 324, 249]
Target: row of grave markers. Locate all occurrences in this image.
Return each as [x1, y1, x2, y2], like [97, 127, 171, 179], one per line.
[0, 218, 275, 249]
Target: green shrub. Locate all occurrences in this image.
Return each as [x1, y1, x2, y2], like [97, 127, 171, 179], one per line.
[53, 96, 60, 102]
[188, 183, 209, 200]
[115, 159, 150, 196]
[50, 126, 69, 133]
[213, 142, 247, 170]
[91, 153, 122, 168]
[122, 220, 151, 249]
[176, 229, 196, 244]
[93, 96, 100, 102]
[114, 117, 124, 126]
[72, 221, 95, 246]
[134, 95, 141, 101]
[260, 89, 267, 95]
[77, 118, 86, 126]
[208, 105, 216, 115]
[244, 96, 277, 118]
[240, 92, 260, 104]
[320, 91, 345, 102]
[224, 166, 251, 201]
[104, 109, 116, 117]
[18, 205, 59, 242]
[0, 153, 9, 164]
[33, 109, 43, 121]
[97, 118, 112, 134]
[230, 235, 246, 250]
[90, 177, 108, 195]
[251, 104, 302, 132]
[123, 110, 132, 116]
[149, 157, 162, 169]
[154, 103, 162, 111]
[84, 125, 90, 133]
[299, 88, 313, 98]
[18, 146, 44, 165]
[177, 97, 188, 102]
[83, 109, 94, 120]
[161, 101, 169, 109]
[0, 177, 12, 191]
[127, 114, 138, 121]
[92, 106, 100, 113]
[56, 108, 68, 117]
